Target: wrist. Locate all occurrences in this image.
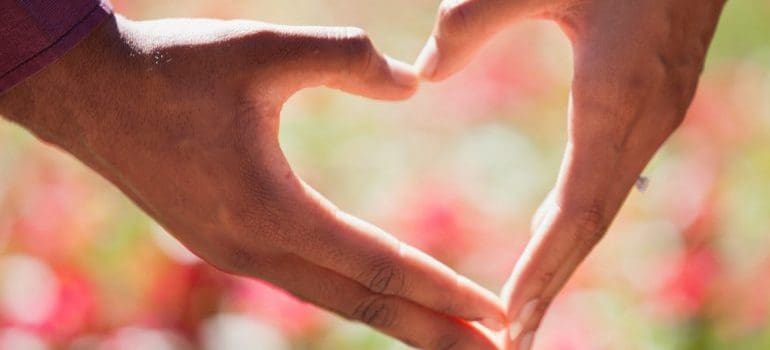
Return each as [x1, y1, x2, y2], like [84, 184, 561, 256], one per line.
[0, 15, 131, 153]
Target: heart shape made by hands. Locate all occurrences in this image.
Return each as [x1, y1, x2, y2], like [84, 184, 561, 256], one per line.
[281, 1, 724, 348]
[0, 1, 725, 349]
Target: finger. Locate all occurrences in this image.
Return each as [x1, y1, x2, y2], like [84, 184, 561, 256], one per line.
[285, 184, 508, 331]
[501, 199, 606, 350]
[500, 167, 636, 349]
[262, 254, 501, 350]
[323, 202, 508, 330]
[415, 0, 546, 81]
[502, 96, 668, 349]
[274, 26, 419, 100]
[234, 125, 508, 330]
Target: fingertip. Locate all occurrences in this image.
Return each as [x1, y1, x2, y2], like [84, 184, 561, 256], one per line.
[459, 276, 508, 330]
[511, 299, 539, 330]
[508, 328, 536, 350]
[508, 321, 523, 342]
[505, 296, 542, 348]
[475, 298, 507, 332]
[385, 56, 420, 94]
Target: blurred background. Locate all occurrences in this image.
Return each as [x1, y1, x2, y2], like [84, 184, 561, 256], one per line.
[1, 0, 769, 349]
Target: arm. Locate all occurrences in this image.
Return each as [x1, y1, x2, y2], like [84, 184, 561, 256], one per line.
[0, 13, 506, 350]
[417, 0, 727, 349]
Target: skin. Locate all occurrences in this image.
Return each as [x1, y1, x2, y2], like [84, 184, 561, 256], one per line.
[0, 15, 509, 350]
[417, 0, 728, 349]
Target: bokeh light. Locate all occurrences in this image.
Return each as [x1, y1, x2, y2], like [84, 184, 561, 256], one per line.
[1, 0, 770, 349]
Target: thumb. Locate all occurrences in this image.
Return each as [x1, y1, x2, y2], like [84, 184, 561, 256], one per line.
[415, 0, 545, 82]
[276, 26, 419, 101]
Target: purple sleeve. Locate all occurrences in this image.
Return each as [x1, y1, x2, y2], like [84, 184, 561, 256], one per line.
[0, 0, 113, 94]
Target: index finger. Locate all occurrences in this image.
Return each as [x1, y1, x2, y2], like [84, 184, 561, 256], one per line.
[260, 254, 501, 350]
[501, 71, 679, 348]
[501, 141, 648, 349]
[323, 205, 507, 330]
[288, 183, 508, 331]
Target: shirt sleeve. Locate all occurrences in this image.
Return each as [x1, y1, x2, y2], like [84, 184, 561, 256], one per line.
[0, 0, 113, 94]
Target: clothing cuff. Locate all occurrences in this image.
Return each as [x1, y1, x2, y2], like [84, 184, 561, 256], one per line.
[0, 1, 114, 94]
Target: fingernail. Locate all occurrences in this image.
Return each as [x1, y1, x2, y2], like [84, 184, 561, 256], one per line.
[414, 37, 439, 79]
[518, 332, 534, 350]
[480, 317, 505, 331]
[508, 299, 539, 341]
[386, 56, 419, 88]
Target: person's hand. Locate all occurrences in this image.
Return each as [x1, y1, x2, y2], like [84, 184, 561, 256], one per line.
[417, 0, 727, 348]
[0, 16, 507, 349]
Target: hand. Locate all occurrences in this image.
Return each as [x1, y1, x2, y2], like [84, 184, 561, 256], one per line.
[0, 16, 506, 349]
[417, 0, 727, 348]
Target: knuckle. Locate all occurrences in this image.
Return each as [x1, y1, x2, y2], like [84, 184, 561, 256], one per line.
[623, 67, 663, 94]
[566, 204, 608, 245]
[312, 275, 341, 302]
[210, 243, 257, 275]
[534, 298, 551, 315]
[537, 270, 556, 286]
[337, 27, 376, 77]
[351, 295, 398, 328]
[244, 29, 302, 67]
[360, 258, 407, 295]
[437, 0, 472, 36]
[431, 334, 462, 350]
[338, 26, 374, 56]
[207, 233, 276, 277]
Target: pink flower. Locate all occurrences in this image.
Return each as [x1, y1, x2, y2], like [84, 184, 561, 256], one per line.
[143, 263, 229, 336]
[42, 267, 99, 344]
[227, 278, 322, 337]
[385, 185, 487, 265]
[680, 72, 752, 150]
[658, 247, 721, 318]
[654, 158, 723, 319]
[10, 163, 95, 259]
[381, 181, 525, 284]
[0, 259, 98, 346]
